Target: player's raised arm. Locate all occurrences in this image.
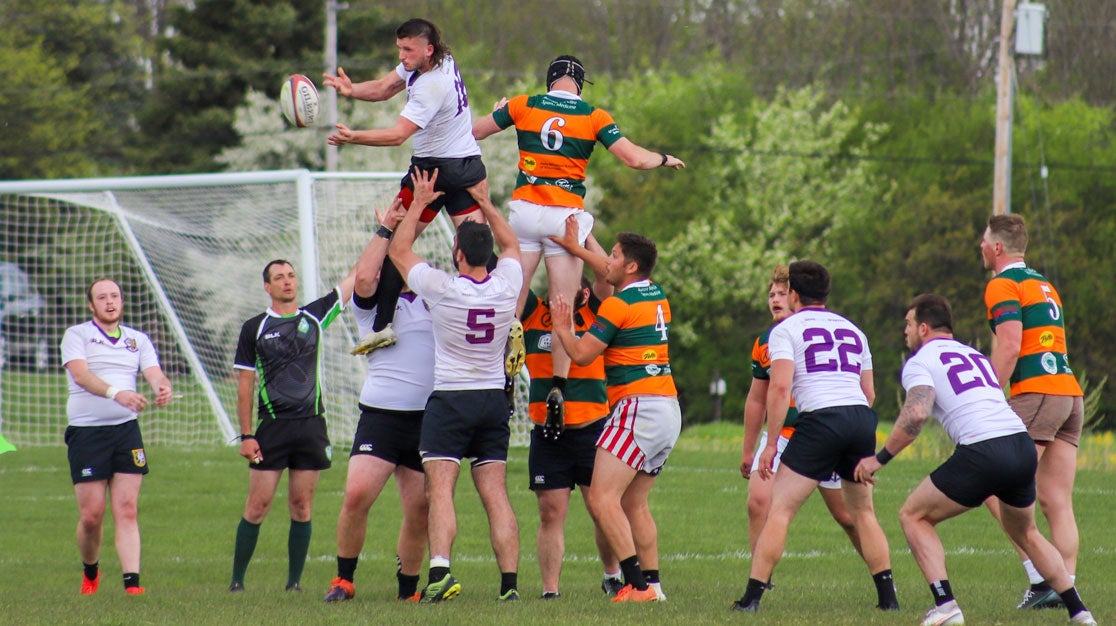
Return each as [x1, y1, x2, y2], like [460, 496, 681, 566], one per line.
[389, 167, 443, 279]
[469, 179, 519, 262]
[324, 66, 406, 102]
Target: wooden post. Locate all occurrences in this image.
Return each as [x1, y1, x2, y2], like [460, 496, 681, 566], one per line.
[993, 0, 1018, 215]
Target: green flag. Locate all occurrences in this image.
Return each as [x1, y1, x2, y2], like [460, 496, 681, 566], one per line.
[0, 433, 16, 455]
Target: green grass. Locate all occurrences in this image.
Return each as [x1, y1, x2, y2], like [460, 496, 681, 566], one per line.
[1, 423, 1113, 625]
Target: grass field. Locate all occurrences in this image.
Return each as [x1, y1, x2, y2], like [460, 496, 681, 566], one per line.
[1, 422, 1112, 625]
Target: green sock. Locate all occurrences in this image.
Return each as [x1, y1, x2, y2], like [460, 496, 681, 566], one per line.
[287, 519, 312, 587]
[232, 518, 261, 584]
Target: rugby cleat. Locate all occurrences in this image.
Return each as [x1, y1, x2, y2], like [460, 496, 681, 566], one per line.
[921, 600, 964, 626]
[1070, 610, 1098, 625]
[125, 586, 146, 595]
[228, 581, 244, 592]
[542, 387, 565, 440]
[601, 577, 624, 597]
[649, 581, 667, 601]
[505, 319, 525, 376]
[80, 571, 100, 595]
[420, 573, 461, 603]
[285, 582, 302, 592]
[541, 591, 561, 600]
[498, 588, 520, 601]
[1017, 584, 1064, 609]
[611, 584, 658, 603]
[731, 598, 760, 613]
[399, 591, 422, 602]
[351, 324, 398, 355]
[324, 577, 354, 602]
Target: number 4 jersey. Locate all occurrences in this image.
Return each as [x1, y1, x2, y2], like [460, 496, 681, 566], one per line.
[588, 279, 676, 406]
[768, 308, 872, 413]
[902, 337, 1025, 445]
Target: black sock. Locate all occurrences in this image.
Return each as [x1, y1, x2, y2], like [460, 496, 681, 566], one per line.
[337, 556, 358, 582]
[553, 376, 567, 393]
[619, 555, 647, 590]
[1058, 587, 1087, 615]
[429, 566, 450, 585]
[123, 572, 140, 589]
[397, 572, 420, 599]
[500, 572, 518, 595]
[83, 561, 99, 581]
[741, 578, 768, 604]
[873, 569, 898, 607]
[642, 569, 660, 584]
[930, 579, 954, 605]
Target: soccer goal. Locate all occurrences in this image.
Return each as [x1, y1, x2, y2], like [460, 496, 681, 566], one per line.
[0, 171, 531, 448]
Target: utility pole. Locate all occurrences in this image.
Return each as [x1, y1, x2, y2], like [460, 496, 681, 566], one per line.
[992, 0, 1018, 215]
[324, 1, 348, 172]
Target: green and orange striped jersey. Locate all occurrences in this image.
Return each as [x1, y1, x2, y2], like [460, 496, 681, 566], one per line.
[751, 328, 798, 433]
[492, 92, 623, 208]
[521, 291, 609, 426]
[588, 280, 676, 405]
[985, 265, 1082, 397]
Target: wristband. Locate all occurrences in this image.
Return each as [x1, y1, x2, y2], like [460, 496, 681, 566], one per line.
[105, 386, 121, 400]
[375, 224, 393, 240]
[875, 447, 895, 465]
[239, 434, 256, 442]
[659, 153, 668, 167]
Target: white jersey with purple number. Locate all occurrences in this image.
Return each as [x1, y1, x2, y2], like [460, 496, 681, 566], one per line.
[902, 337, 1026, 445]
[396, 55, 480, 159]
[61, 321, 161, 427]
[407, 257, 522, 391]
[768, 307, 872, 413]
[352, 292, 435, 411]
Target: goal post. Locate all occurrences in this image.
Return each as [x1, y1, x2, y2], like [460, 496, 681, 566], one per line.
[0, 170, 531, 448]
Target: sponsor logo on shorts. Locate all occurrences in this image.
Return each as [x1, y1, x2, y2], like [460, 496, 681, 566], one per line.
[533, 474, 545, 485]
[82, 467, 94, 477]
[359, 443, 374, 452]
[1039, 331, 1055, 348]
[325, 445, 333, 461]
[1041, 352, 1058, 375]
[132, 449, 146, 467]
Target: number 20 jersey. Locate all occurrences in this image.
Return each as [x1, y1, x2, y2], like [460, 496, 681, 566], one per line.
[902, 337, 1025, 445]
[768, 308, 872, 413]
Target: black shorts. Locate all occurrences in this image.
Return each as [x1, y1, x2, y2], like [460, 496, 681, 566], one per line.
[349, 405, 424, 473]
[400, 155, 487, 218]
[528, 420, 606, 491]
[420, 389, 509, 465]
[253, 415, 332, 471]
[65, 421, 149, 483]
[780, 405, 878, 483]
[930, 432, 1037, 508]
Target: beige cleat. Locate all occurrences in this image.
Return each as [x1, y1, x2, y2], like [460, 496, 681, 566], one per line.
[505, 319, 525, 376]
[351, 324, 398, 355]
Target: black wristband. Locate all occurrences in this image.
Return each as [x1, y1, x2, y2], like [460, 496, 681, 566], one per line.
[659, 153, 668, 167]
[875, 447, 894, 465]
[239, 434, 256, 442]
[375, 224, 393, 240]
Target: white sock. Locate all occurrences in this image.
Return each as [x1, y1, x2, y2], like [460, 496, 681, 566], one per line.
[430, 555, 451, 569]
[1022, 559, 1044, 585]
[648, 581, 666, 600]
[603, 571, 621, 581]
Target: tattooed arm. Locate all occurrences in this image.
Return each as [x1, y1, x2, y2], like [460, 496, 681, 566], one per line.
[854, 385, 936, 483]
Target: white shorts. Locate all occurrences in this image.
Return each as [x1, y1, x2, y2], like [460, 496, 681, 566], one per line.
[597, 395, 681, 475]
[751, 431, 842, 489]
[508, 200, 594, 256]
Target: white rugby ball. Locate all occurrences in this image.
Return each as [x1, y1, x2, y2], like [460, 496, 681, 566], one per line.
[280, 74, 319, 128]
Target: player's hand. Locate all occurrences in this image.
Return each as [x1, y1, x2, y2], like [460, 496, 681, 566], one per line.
[547, 215, 582, 252]
[114, 390, 149, 413]
[328, 123, 355, 146]
[854, 457, 881, 485]
[154, 382, 174, 407]
[740, 449, 755, 479]
[323, 67, 353, 98]
[411, 167, 445, 210]
[757, 443, 777, 480]
[240, 438, 262, 464]
[377, 197, 407, 231]
[491, 97, 508, 112]
[662, 154, 685, 170]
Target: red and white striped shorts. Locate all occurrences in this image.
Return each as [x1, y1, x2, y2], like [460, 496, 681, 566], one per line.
[596, 395, 681, 475]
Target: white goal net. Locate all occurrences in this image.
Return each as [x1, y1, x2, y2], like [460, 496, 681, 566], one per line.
[0, 170, 531, 448]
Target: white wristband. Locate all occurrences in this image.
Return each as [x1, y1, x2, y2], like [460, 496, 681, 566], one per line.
[105, 386, 121, 400]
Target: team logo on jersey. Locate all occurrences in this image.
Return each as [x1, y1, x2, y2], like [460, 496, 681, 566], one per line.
[131, 449, 146, 467]
[641, 349, 659, 360]
[556, 178, 573, 191]
[124, 338, 139, 353]
[1040, 352, 1058, 375]
[1039, 330, 1055, 348]
[522, 156, 537, 171]
[298, 318, 310, 334]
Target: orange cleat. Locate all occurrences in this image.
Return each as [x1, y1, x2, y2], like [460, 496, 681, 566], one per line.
[324, 577, 355, 602]
[80, 572, 100, 595]
[611, 584, 659, 603]
[125, 586, 146, 595]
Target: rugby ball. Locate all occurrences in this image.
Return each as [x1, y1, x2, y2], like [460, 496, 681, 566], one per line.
[280, 74, 319, 128]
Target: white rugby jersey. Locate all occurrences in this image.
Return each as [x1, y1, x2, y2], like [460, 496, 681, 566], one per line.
[352, 292, 435, 411]
[902, 337, 1025, 445]
[408, 257, 521, 391]
[396, 56, 480, 158]
[61, 321, 160, 427]
[768, 307, 872, 413]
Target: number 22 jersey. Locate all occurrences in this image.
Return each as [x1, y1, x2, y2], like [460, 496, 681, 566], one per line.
[768, 307, 872, 413]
